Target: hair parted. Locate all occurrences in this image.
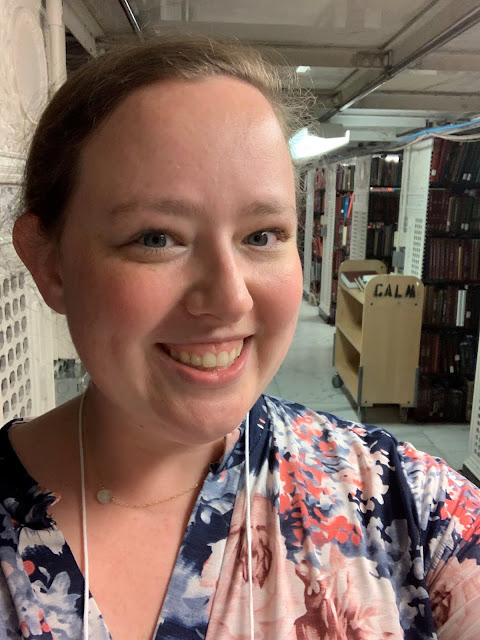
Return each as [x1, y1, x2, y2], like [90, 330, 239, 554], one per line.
[22, 34, 308, 236]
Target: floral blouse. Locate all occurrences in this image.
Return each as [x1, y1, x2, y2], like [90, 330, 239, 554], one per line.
[1, 395, 480, 639]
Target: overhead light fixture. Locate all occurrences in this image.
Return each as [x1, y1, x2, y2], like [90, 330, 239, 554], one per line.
[289, 127, 350, 161]
[296, 66, 311, 74]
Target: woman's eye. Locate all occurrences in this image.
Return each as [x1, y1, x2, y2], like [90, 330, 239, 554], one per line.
[245, 230, 277, 247]
[137, 231, 171, 249]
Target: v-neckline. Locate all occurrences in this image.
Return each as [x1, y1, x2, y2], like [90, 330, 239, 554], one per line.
[2, 404, 268, 639]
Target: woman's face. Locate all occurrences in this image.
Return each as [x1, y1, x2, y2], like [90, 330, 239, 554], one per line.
[55, 76, 302, 444]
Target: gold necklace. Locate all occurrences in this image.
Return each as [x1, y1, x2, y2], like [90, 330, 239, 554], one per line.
[95, 483, 200, 508]
[80, 393, 203, 508]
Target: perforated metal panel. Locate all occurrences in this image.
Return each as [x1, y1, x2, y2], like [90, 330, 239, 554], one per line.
[402, 139, 433, 278]
[0, 270, 33, 421]
[405, 217, 426, 279]
[350, 156, 371, 260]
[319, 165, 336, 317]
[0, 186, 55, 422]
[303, 169, 315, 296]
[464, 339, 480, 482]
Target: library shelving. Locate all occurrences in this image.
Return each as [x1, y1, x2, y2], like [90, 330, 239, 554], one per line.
[398, 139, 480, 423]
[310, 167, 325, 305]
[333, 259, 424, 422]
[367, 155, 403, 269]
[327, 164, 355, 322]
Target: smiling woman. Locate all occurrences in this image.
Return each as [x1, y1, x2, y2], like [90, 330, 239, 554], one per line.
[1, 35, 480, 640]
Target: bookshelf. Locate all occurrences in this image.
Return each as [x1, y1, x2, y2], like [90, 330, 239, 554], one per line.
[310, 167, 325, 305]
[319, 163, 355, 323]
[333, 259, 424, 422]
[399, 138, 480, 423]
[366, 155, 403, 269]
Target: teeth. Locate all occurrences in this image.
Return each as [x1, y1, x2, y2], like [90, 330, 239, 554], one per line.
[167, 342, 244, 369]
[216, 351, 229, 367]
[202, 353, 217, 368]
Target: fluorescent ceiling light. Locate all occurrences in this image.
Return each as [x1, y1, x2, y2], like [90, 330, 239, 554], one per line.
[296, 66, 311, 73]
[289, 127, 350, 161]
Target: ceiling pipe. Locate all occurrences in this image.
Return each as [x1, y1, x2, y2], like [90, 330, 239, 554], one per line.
[182, 0, 191, 22]
[117, 0, 143, 39]
[45, 0, 67, 94]
[320, 5, 480, 121]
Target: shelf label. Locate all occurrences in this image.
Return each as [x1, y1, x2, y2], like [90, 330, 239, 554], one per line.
[373, 283, 417, 298]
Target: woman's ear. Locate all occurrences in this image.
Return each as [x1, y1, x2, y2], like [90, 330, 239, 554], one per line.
[12, 213, 67, 314]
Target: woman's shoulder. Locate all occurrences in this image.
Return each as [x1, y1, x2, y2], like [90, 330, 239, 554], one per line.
[0, 404, 74, 533]
[261, 393, 396, 450]
[261, 393, 480, 540]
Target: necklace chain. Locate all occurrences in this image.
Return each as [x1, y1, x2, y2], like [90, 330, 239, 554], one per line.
[81, 394, 204, 508]
[96, 482, 200, 508]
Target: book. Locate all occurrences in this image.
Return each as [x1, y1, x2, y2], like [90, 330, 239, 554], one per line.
[356, 274, 377, 291]
[340, 270, 378, 289]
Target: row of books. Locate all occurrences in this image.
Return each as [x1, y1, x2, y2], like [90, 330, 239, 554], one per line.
[427, 189, 480, 233]
[368, 192, 400, 224]
[423, 285, 480, 328]
[424, 238, 480, 281]
[413, 376, 469, 422]
[419, 332, 477, 378]
[334, 219, 351, 249]
[332, 249, 344, 278]
[366, 224, 395, 259]
[312, 236, 322, 260]
[430, 139, 480, 185]
[340, 270, 377, 290]
[335, 194, 353, 218]
[314, 189, 325, 214]
[315, 168, 326, 190]
[370, 156, 403, 187]
[336, 165, 355, 192]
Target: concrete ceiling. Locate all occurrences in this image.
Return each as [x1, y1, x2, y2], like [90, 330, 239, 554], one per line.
[63, 0, 480, 159]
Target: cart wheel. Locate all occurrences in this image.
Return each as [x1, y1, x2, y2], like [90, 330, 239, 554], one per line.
[332, 374, 343, 389]
[399, 407, 409, 423]
[358, 407, 366, 423]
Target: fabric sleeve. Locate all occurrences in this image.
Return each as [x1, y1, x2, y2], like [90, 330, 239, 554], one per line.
[398, 442, 480, 640]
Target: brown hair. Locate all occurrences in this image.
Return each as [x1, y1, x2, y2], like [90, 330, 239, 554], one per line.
[23, 35, 303, 236]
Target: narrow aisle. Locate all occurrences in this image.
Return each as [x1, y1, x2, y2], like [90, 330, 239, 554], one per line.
[265, 301, 471, 472]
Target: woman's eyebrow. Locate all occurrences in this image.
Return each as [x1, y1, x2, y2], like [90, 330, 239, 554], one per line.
[108, 199, 296, 218]
[107, 198, 202, 218]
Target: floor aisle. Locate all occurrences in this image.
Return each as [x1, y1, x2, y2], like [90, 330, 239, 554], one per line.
[265, 301, 471, 473]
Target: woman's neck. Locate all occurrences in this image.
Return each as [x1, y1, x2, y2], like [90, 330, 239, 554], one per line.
[81, 386, 225, 506]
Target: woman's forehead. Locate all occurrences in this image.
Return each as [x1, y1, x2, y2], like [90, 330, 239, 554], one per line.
[66, 77, 295, 222]
[77, 76, 292, 181]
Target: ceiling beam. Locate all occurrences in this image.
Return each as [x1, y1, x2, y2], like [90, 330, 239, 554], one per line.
[257, 46, 386, 69]
[329, 114, 428, 129]
[320, 0, 480, 120]
[412, 51, 480, 73]
[355, 91, 480, 112]
[63, 0, 104, 56]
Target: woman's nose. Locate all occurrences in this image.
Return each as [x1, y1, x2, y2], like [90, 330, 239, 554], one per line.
[184, 248, 254, 322]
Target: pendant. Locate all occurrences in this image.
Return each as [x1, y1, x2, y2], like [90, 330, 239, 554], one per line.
[96, 488, 113, 504]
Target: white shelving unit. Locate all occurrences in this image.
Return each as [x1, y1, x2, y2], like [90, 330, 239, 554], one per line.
[302, 168, 315, 299]
[349, 156, 371, 261]
[319, 165, 336, 319]
[397, 139, 433, 279]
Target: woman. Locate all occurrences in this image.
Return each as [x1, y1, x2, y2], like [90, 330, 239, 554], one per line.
[1, 36, 479, 640]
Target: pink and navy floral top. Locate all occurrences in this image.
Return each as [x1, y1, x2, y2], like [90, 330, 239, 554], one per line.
[1, 395, 480, 639]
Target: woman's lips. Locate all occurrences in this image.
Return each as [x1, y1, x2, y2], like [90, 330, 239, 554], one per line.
[155, 337, 251, 385]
